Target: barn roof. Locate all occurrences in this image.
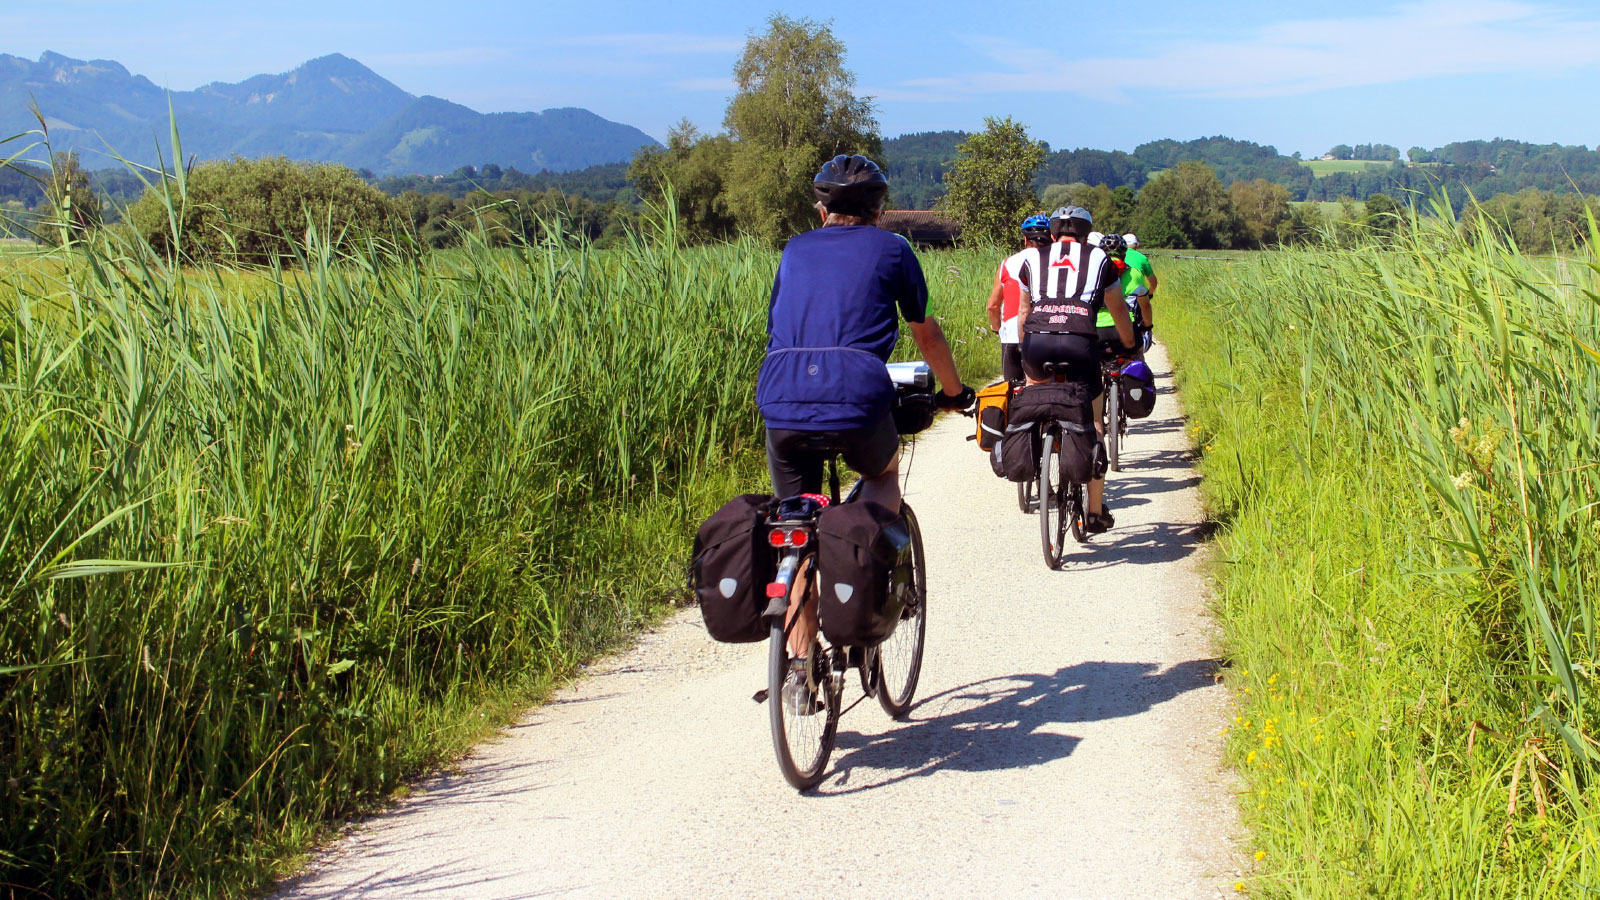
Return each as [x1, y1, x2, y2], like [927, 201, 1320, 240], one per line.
[877, 209, 962, 245]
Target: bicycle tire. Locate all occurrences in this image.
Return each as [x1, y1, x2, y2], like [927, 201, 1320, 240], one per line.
[1039, 425, 1066, 569]
[1069, 481, 1087, 543]
[876, 503, 927, 718]
[1106, 379, 1122, 473]
[1017, 477, 1035, 513]
[768, 620, 838, 790]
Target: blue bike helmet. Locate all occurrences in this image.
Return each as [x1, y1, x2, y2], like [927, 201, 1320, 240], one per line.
[1020, 214, 1050, 232]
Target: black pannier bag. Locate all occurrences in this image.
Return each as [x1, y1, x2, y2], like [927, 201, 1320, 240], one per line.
[998, 422, 1040, 483]
[1120, 362, 1158, 419]
[691, 493, 776, 643]
[815, 500, 913, 647]
[1010, 381, 1100, 484]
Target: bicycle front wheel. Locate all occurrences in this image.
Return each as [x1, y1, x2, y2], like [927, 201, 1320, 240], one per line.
[768, 619, 838, 791]
[1017, 477, 1035, 513]
[1069, 480, 1087, 543]
[1105, 381, 1122, 473]
[1039, 425, 1066, 569]
[876, 503, 927, 718]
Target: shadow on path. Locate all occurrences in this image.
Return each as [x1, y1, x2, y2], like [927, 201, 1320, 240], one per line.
[819, 658, 1220, 796]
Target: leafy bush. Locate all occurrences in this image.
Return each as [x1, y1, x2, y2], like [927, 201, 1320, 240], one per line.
[126, 156, 396, 263]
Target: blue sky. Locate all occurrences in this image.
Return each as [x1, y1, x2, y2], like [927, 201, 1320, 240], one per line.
[8, 0, 1600, 156]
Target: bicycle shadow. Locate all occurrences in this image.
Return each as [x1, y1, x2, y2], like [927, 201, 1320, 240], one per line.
[1057, 521, 1206, 570]
[818, 658, 1220, 796]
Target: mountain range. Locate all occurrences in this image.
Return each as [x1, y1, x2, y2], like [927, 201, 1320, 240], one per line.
[0, 51, 658, 175]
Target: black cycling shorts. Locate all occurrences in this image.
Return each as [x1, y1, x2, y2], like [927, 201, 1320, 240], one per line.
[766, 415, 899, 499]
[1000, 342, 1024, 384]
[1020, 331, 1099, 383]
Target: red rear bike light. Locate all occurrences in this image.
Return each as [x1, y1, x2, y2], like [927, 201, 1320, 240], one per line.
[789, 529, 809, 548]
[768, 529, 788, 548]
[766, 582, 787, 598]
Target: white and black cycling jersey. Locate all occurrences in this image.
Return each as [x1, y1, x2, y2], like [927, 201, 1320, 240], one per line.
[1016, 239, 1120, 338]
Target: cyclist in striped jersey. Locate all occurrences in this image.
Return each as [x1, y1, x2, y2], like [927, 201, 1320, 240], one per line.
[1016, 206, 1136, 532]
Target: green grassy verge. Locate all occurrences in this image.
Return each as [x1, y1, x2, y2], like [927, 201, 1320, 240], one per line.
[0, 210, 999, 898]
[1158, 209, 1600, 896]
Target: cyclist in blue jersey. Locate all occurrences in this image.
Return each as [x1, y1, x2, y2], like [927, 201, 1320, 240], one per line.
[757, 154, 972, 669]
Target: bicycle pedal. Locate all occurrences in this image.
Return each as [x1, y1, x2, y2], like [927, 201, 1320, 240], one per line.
[752, 689, 769, 704]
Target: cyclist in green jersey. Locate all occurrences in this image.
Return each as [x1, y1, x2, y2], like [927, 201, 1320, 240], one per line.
[1094, 233, 1146, 357]
[1123, 234, 1157, 350]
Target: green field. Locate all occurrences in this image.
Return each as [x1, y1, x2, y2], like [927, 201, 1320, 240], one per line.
[1161, 209, 1600, 895]
[1300, 159, 1394, 176]
[0, 221, 1000, 897]
[1291, 199, 1365, 218]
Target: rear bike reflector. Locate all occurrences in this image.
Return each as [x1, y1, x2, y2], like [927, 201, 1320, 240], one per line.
[789, 529, 809, 548]
[766, 582, 787, 599]
[768, 529, 788, 548]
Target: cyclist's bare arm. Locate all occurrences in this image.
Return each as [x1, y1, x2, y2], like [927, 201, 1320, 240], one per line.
[1105, 283, 1135, 349]
[908, 318, 965, 398]
[1146, 272, 1159, 294]
[985, 278, 1004, 332]
[1137, 295, 1154, 329]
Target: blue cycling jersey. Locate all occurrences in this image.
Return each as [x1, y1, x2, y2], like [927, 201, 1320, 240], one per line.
[756, 226, 929, 431]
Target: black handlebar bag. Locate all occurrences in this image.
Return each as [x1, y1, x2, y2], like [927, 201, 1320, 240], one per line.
[815, 500, 913, 647]
[691, 494, 776, 643]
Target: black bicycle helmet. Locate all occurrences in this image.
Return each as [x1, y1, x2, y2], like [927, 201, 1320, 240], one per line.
[1048, 205, 1093, 238]
[813, 154, 888, 215]
[1099, 231, 1127, 255]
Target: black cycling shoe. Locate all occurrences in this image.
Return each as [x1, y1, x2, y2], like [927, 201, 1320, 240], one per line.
[1086, 509, 1116, 534]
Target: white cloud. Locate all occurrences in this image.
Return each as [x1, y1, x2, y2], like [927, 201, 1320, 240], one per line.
[366, 47, 513, 68]
[670, 77, 736, 92]
[882, 1, 1600, 101]
[553, 33, 743, 56]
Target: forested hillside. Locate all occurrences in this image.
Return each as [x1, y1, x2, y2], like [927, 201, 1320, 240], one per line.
[879, 132, 1600, 209]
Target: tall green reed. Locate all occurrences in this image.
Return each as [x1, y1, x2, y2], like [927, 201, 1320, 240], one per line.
[0, 154, 1001, 895]
[1159, 200, 1600, 895]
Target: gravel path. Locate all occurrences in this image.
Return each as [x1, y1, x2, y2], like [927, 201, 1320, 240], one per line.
[275, 342, 1243, 900]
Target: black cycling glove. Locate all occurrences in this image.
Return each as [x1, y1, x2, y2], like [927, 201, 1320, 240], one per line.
[936, 384, 976, 411]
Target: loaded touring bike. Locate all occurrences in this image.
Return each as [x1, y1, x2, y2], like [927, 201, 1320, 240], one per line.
[758, 362, 934, 790]
[1030, 363, 1090, 570]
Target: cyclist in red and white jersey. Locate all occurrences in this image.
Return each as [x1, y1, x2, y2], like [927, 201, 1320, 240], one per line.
[985, 214, 1052, 383]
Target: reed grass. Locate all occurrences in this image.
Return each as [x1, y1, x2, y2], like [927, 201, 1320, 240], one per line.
[1160, 203, 1600, 896]
[0, 175, 1000, 898]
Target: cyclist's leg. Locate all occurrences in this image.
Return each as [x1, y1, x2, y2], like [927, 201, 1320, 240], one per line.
[766, 429, 828, 658]
[765, 428, 825, 498]
[840, 416, 901, 512]
[1001, 341, 1025, 384]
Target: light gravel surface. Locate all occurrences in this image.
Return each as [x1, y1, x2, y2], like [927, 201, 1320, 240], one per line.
[276, 342, 1243, 900]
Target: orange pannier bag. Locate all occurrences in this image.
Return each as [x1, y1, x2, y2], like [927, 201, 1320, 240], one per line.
[974, 380, 1010, 451]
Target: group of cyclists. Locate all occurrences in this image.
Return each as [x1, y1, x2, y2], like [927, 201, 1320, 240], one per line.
[754, 153, 1158, 709]
[984, 206, 1158, 531]
[758, 154, 1156, 532]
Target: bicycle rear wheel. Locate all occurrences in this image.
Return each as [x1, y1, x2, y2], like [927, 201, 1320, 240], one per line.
[876, 503, 927, 718]
[768, 619, 838, 790]
[1039, 425, 1067, 569]
[1017, 477, 1035, 513]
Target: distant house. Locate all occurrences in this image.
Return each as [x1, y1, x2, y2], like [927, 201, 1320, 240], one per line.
[1319, 154, 1337, 161]
[878, 210, 962, 248]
